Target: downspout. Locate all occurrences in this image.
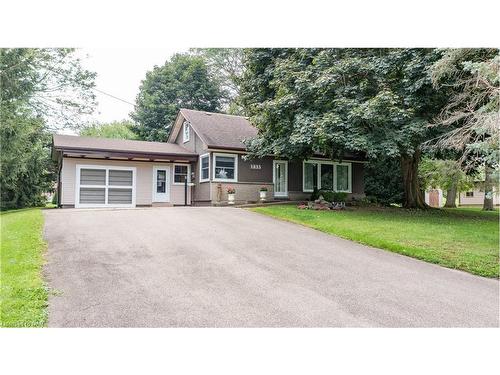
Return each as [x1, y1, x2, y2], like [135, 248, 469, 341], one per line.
[57, 151, 63, 207]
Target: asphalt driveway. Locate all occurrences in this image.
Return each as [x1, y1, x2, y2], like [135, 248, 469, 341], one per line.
[43, 207, 499, 327]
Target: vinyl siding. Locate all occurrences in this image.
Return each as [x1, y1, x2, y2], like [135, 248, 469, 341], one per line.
[61, 157, 191, 206]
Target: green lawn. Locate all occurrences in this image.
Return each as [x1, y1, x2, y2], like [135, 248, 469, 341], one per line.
[251, 205, 499, 278]
[1, 208, 48, 327]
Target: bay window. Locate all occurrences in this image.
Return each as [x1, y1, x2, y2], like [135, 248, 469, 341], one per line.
[303, 161, 352, 193]
[213, 153, 238, 182]
[199, 153, 210, 182]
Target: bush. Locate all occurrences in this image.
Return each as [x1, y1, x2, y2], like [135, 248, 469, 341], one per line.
[313, 190, 348, 203]
[310, 187, 320, 201]
[51, 191, 58, 205]
[364, 156, 404, 206]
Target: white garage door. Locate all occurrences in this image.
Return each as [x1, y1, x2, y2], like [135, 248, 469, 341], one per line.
[75, 165, 136, 208]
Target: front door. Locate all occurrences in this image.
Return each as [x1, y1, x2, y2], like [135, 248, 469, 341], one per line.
[153, 166, 170, 202]
[273, 160, 288, 197]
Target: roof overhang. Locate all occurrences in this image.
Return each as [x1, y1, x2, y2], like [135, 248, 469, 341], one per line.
[53, 146, 198, 163]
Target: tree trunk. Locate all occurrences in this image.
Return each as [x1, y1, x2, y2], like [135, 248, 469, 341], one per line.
[444, 185, 457, 208]
[400, 150, 427, 209]
[483, 164, 494, 211]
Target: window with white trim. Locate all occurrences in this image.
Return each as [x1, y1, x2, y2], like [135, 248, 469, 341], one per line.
[183, 121, 190, 143]
[213, 153, 237, 182]
[303, 162, 319, 192]
[199, 154, 210, 182]
[173, 164, 189, 184]
[303, 161, 352, 193]
[336, 164, 350, 192]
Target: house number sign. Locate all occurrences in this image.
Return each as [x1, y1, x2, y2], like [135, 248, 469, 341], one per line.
[250, 164, 262, 170]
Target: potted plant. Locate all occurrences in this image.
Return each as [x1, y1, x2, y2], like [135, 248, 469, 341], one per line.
[259, 186, 268, 201]
[227, 186, 236, 205]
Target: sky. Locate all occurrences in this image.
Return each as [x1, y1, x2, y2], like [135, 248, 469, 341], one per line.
[78, 48, 187, 123]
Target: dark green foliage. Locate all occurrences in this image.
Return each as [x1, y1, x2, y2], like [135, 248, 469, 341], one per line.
[310, 189, 348, 202]
[0, 114, 56, 209]
[1, 48, 95, 209]
[364, 157, 404, 205]
[310, 187, 320, 201]
[51, 191, 58, 205]
[131, 54, 222, 141]
[80, 120, 138, 139]
[240, 48, 451, 208]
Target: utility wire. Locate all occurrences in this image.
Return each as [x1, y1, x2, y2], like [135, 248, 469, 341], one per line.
[92, 87, 135, 107]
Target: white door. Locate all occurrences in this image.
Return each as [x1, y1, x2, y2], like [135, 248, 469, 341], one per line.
[273, 160, 288, 197]
[153, 166, 170, 202]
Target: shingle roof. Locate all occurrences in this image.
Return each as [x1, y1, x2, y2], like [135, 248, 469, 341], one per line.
[53, 134, 196, 156]
[180, 109, 257, 150]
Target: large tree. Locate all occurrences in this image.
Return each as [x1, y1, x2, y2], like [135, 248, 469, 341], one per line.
[427, 48, 499, 210]
[80, 120, 138, 140]
[1, 48, 96, 208]
[240, 48, 450, 208]
[131, 53, 222, 141]
[190, 48, 245, 113]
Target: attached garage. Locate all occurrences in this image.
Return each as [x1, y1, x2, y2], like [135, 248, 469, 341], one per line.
[75, 165, 136, 208]
[52, 135, 198, 208]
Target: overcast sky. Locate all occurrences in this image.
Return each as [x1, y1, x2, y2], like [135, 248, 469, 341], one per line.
[79, 48, 188, 123]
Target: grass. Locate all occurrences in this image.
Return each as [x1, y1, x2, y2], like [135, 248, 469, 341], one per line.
[251, 205, 499, 278]
[1, 208, 48, 327]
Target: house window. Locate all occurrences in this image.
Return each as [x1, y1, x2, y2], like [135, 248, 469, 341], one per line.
[183, 121, 190, 143]
[199, 154, 210, 182]
[303, 162, 319, 192]
[213, 153, 237, 182]
[303, 161, 352, 193]
[466, 191, 474, 197]
[174, 165, 189, 184]
[320, 164, 334, 191]
[336, 164, 351, 192]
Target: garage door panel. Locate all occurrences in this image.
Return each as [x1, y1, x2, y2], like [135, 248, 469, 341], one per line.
[79, 188, 106, 204]
[108, 188, 133, 204]
[108, 170, 133, 186]
[80, 169, 106, 185]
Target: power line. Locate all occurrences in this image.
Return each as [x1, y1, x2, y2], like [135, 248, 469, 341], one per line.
[92, 87, 135, 107]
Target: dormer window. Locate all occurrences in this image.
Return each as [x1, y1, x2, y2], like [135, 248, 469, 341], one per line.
[183, 121, 190, 143]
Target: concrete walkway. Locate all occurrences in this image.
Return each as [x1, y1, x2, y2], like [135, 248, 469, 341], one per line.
[43, 207, 499, 327]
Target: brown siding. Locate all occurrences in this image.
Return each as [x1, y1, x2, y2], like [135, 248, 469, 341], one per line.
[238, 156, 273, 183]
[352, 163, 365, 195]
[174, 122, 206, 154]
[288, 160, 303, 192]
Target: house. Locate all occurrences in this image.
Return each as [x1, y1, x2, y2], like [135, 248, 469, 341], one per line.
[458, 188, 500, 206]
[52, 109, 366, 208]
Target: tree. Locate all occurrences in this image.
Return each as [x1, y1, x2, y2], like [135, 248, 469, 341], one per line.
[427, 48, 499, 210]
[1, 48, 96, 209]
[131, 53, 222, 141]
[364, 156, 404, 205]
[190, 48, 245, 113]
[80, 120, 138, 140]
[240, 48, 450, 208]
[419, 158, 473, 208]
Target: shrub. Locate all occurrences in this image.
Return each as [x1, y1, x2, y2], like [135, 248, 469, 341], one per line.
[51, 191, 58, 205]
[313, 190, 348, 203]
[310, 187, 320, 201]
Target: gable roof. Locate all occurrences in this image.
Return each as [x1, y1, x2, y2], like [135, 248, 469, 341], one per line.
[177, 109, 258, 150]
[53, 134, 197, 158]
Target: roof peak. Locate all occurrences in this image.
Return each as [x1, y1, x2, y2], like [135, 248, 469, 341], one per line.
[180, 108, 248, 120]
